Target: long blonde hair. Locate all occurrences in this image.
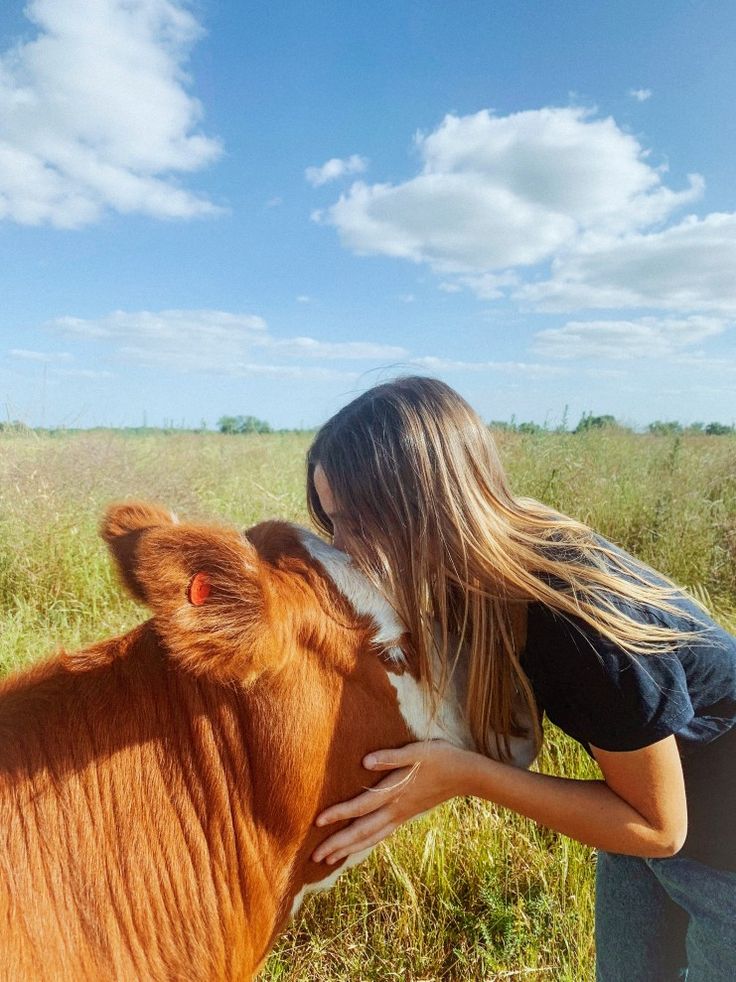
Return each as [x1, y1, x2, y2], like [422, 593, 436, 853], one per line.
[307, 376, 705, 760]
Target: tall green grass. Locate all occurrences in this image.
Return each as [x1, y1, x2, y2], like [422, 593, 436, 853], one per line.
[1, 429, 734, 980]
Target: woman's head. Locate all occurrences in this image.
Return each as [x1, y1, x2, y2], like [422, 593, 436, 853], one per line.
[307, 376, 514, 573]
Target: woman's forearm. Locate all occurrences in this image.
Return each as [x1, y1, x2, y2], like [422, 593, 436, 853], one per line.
[312, 738, 687, 866]
[457, 751, 684, 858]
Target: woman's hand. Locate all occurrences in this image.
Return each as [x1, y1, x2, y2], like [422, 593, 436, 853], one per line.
[311, 739, 472, 865]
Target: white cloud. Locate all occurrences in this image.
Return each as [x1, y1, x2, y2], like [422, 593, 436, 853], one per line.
[629, 88, 652, 102]
[52, 309, 267, 342]
[318, 106, 736, 341]
[232, 365, 357, 380]
[10, 347, 72, 362]
[114, 346, 357, 379]
[56, 367, 114, 378]
[46, 308, 407, 374]
[39, 307, 582, 382]
[321, 108, 703, 275]
[410, 356, 567, 378]
[305, 154, 368, 187]
[669, 352, 736, 375]
[584, 367, 627, 379]
[267, 336, 407, 360]
[532, 316, 730, 360]
[453, 271, 520, 299]
[0, 0, 222, 228]
[518, 213, 736, 314]
[8, 346, 115, 380]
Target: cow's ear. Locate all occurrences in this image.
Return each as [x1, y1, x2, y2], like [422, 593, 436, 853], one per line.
[101, 502, 281, 683]
[101, 501, 179, 603]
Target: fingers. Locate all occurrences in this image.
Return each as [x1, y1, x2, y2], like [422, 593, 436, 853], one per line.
[312, 808, 397, 864]
[315, 788, 390, 829]
[363, 738, 452, 771]
[315, 769, 411, 828]
[310, 741, 460, 865]
[364, 744, 421, 771]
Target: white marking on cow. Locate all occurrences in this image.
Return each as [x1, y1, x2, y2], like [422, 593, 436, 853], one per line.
[289, 846, 372, 919]
[298, 530, 479, 751]
[505, 723, 538, 769]
[386, 654, 474, 749]
[386, 655, 536, 764]
[298, 529, 405, 655]
[300, 528, 537, 767]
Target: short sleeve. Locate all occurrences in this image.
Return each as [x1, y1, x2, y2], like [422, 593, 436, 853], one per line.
[523, 606, 696, 753]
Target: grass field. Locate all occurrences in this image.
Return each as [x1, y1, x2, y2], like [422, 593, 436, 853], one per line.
[1, 428, 734, 980]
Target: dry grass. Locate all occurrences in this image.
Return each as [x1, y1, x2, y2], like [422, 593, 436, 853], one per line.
[1, 428, 734, 980]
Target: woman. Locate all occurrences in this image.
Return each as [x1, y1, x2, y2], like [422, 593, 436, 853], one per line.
[306, 377, 736, 981]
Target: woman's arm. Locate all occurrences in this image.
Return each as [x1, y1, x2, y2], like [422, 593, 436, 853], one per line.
[462, 735, 688, 855]
[312, 735, 687, 865]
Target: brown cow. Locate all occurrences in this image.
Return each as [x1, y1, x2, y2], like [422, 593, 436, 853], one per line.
[2, 501, 516, 980]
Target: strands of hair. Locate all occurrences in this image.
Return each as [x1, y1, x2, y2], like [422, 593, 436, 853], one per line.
[306, 376, 708, 760]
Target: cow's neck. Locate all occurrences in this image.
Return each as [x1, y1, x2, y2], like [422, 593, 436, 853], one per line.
[0, 620, 415, 977]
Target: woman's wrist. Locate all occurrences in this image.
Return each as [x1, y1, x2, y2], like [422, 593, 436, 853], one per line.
[447, 746, 500, 800]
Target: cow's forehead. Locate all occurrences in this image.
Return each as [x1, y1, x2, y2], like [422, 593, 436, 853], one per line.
[295, 526, 405, 655]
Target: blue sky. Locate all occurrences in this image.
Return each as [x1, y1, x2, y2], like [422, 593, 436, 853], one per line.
[1, 0, 734, 429]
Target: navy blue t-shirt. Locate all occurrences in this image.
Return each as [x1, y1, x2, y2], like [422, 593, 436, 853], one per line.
[520, 543, 736, 872]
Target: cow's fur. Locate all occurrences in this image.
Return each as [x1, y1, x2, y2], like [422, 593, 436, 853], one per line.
[0, 503, 426, 980]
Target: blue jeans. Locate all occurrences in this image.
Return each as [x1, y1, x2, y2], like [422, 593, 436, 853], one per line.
[596, 851, 736, 981]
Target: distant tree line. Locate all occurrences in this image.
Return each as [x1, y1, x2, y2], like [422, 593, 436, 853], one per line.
[488, 413, 735, 436]
[216, 415, 272, 434]
[647, 420, 735, 436]
[2, 415, 734, 437]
